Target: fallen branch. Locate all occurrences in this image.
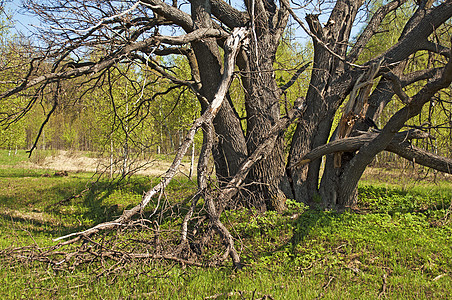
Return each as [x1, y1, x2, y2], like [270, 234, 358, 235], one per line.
[53, 27, 248, 242]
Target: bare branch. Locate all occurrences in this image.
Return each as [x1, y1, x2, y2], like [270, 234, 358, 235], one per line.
[1, 31, 211, 100]
[49, 1, 141, 34]
[400, 67, 443, 86]
[210, 0, 249, 28]
[291, 129, 430, 168]
[348, 0, 408, 63]
[154, 28, 228, 45]
[384, 72, 410, 104]
[54, 27, 249, 241]
[387, 141, 452, 174]
[26, 84, 59, 157]
[421, 41, 451, 58]
[375, 2, 452, 65]
[279, 62, 311, 93]
[140, 0, 194, 32]
[280, 0, 364, 69]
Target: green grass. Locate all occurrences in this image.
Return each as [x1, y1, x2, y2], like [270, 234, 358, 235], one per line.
[0, 150, 451, 299]
[0, 149, 31, 166]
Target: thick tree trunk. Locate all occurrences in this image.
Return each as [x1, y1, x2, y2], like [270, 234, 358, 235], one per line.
[244, 43, 286, 211]
[190, 0, 248, 182]
[288, 0, 362, 206]
[241, 0, 289, 212]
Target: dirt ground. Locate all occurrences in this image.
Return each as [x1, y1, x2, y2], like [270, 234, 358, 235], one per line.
[23, 150, 195, 177]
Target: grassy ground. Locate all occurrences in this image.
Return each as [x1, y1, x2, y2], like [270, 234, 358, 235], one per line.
[0, 150, 451, 299]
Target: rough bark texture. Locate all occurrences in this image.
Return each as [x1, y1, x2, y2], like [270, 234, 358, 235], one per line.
[240, 0, 289, 211]
[329, 1, 452, 207]
[190, 0, 248, 182]
[288, 0, 364, 205]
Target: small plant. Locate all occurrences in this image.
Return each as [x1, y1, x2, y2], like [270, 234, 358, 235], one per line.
[286, 198, 307, 210]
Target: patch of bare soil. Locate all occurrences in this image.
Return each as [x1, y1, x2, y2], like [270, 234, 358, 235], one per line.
[42, 151, 99, 172]
[22, 150, 195, 176]
[2, 207, 57, 225]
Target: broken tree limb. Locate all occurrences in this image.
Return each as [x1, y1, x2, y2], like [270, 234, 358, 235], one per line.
[54, 27, 248, 242]
[291, 129, 432, 168]
[335, 58, 383, 167]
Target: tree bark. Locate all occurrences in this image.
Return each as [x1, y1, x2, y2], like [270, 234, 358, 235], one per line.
[317, 1, 452, 207]
[288, 0, 364, 205]
[240, 0, 289, 211]
[190, 0, 248, 182]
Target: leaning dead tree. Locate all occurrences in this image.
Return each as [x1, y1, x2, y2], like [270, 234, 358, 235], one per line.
[1, 0, 452, 266]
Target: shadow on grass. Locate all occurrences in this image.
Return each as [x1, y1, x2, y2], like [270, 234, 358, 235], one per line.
[0, 168, 48, 178]
[0, 169, 199, 243]
[289, 209, 335, 249]
[0, 174, 150, 237]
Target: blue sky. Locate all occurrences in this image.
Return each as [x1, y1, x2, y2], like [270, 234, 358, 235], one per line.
[4, 0, 312, 41]
[3, 0, 364, 46]
[4, 0, 40, 37]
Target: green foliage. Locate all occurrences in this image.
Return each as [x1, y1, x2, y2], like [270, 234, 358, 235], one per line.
[0, 130, 451, 300]
[0, 164, 451, 298]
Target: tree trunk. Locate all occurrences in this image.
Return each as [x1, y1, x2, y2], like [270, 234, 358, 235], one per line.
[241, 0, 289, 212]
[317, 0, 443, 208]
[190, 0, 248, 182]
[288, 0, 363, 206]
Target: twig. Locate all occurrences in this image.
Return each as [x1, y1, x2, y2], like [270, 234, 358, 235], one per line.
[52, 28, 248, 242]
[204, 290, 272, 300]
[316, 276, 335, 299]
[378, 273, 387, 298]
[280, 0, 364, 69]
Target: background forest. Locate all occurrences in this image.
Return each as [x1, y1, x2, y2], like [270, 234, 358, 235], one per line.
[1, 1, 450, 168]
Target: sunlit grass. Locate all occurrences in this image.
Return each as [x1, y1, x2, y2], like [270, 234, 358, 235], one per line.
[0, 151, 451, 299]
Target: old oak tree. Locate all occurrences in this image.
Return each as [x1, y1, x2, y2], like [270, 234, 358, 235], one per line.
[2, 0, 452, 267]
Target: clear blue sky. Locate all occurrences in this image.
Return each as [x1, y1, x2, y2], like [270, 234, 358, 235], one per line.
[4, 0, 40, 37]
[3, 1, 363, 45]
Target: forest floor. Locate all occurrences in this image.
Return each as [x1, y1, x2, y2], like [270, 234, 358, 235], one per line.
[0, 149, 451, 299]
